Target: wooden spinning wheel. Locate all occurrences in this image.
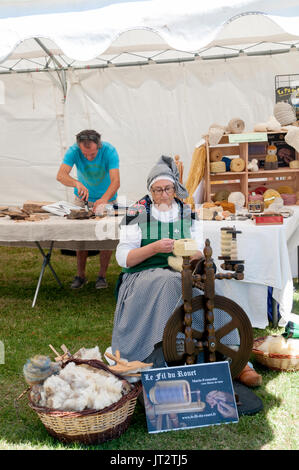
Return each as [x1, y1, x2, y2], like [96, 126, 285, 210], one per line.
[163, 295, 253, 378]
[162, 230, 253, 379]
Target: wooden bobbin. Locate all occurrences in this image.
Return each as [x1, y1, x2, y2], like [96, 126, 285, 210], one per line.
[230, 158, 245, 172]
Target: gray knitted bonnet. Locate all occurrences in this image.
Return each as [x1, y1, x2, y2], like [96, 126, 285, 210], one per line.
[147, 155, 188, 199]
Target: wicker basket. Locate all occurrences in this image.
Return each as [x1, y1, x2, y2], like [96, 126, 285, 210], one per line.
[252, 337, 299, 372]
[28, 358, 142, 444]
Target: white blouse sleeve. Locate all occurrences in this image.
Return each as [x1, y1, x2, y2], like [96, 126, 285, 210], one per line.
[190, 218, 205, 253]
[115, 224, 142, 268]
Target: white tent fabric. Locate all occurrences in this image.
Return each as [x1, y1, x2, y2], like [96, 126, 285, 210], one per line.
[1, 1, 299, 208]
[2, 52, 299, 206]
[1, 1, 299, 63]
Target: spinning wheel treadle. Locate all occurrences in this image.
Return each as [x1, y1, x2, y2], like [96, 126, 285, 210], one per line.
[162, 295, 253, 379]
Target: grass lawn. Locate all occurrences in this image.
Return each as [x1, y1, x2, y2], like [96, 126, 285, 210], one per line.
[0, 246, 298, 450]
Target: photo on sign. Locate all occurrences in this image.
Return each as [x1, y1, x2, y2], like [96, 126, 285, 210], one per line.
[141, 361, 238, 434]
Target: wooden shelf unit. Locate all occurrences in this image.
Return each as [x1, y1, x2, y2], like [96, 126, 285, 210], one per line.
[204, 133, 299, 206]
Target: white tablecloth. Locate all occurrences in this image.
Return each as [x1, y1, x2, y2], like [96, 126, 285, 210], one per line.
[0, 214, 122, 250]
[0, 208, 298, 328]
[201, 206, 299, 328]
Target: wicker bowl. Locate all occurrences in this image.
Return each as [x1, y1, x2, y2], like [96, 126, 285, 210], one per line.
[252, 336, 299, 372]
[28, 358, 142, 444]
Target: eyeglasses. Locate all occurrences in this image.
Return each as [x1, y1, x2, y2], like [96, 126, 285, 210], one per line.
[76, 134, 100, 144]
[151, 185, 175, 195]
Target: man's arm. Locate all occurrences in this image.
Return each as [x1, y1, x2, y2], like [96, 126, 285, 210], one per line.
[56, 163, 89, 200]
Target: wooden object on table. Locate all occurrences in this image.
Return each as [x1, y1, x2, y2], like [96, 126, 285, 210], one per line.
[23, 201, 54, 213]
[184, 145, 206, 208]
[174, 155, 184, 183]
[66, 209, 94, 219]
[204, 132, 299, 207]
[1, 209, 29, 220]
[49, 344, 72, 362]
[105, 350, 153, 375]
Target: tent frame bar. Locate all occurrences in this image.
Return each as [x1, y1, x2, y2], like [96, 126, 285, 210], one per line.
[33, 37, 67, 98]
[0, 45, 297, 75]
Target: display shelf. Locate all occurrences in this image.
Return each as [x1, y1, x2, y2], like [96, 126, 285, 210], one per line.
[204, 132, 299, 206]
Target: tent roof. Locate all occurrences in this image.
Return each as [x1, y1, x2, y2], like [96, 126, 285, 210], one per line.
[1, 1, 299, 73]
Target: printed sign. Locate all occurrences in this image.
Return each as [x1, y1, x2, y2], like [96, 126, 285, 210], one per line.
[228, 133, 267, 143]
[141, 361, 238, 434]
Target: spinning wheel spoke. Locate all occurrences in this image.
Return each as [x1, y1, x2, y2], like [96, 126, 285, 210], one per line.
[216, 343, 239, 361]
[215, 321, 237, 341]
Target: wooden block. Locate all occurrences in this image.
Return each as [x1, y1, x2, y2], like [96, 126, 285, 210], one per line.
[23, 201, 54, 213]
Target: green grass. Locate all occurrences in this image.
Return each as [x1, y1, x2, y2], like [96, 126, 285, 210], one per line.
[0, 247, 298, 450]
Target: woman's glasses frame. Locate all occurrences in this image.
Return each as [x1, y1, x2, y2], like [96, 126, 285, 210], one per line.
[151, 185, 175, 195]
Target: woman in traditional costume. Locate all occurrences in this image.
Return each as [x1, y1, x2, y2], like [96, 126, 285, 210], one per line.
[111, 156, 262, 387]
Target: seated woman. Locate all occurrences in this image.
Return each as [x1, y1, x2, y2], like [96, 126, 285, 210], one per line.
[111, 156, 262, 387]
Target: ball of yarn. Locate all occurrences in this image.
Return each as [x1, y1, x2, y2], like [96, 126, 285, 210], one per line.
[290, 160, 299, 169]
[277, 185, 294, 194]
[228, 192, 245, 210]
[280, 193, 297, 205]
[23, 355, 55, 386]
[230, 158, 245, 172]
[215, 200, 235, 213]
[274, 102, 296, 126]
[248, 194, 263, 202]
[263, 189, 281, 208]
[226, 118, 245, 134]
[212, 189, 230, 202]
[210, 161, 226, 173]
[210, 148, 223, 162]
[252, 186, 267, 195]
[222, 157, 231, 171]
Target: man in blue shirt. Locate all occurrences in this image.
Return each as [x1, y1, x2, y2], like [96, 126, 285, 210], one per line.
[57, 129, 120, 289]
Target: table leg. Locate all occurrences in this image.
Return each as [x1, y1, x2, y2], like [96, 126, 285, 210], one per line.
[271, 297, 279, 328]
[32, 241, 63, 308]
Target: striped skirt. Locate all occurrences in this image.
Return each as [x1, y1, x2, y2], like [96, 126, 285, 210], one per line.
[111, 268, 239, 363]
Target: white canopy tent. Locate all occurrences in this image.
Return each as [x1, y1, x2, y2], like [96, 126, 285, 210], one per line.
[1, 0, 299, 205]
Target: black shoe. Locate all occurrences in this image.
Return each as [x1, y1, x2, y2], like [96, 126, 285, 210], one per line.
[95, 276, 108, 289]
[70, 276, 87, 289]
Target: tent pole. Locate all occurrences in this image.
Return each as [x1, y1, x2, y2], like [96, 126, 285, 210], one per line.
[34, 38, 67, 100]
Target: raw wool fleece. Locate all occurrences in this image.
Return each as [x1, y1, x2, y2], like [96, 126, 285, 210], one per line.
[258, 336, 299, 355]
[38, 362, 124, 411]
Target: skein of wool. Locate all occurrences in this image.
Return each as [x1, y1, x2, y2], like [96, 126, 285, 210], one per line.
[226, 118, 245, 134]
[185, 144, 206, 208]
[230, 158, 245, 172]
[228, 192, 245, 211]
[274, 102, 296, 126]
[210, 148, 222, 162]
[23, 355, 60, 386]
[212, 189, 230, 202]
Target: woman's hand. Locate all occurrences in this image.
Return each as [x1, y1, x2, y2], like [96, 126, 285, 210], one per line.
[153, 238, 175, 254]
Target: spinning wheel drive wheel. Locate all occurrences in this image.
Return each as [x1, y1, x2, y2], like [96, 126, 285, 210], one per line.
[162, 295, 253, 379]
